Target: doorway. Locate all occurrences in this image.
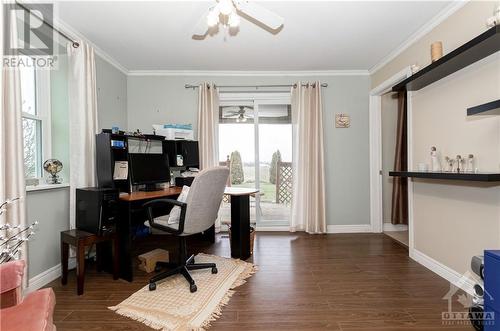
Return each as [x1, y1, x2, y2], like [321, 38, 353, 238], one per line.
[381, 92, 408, 246]
[369, 67, 413, 251]
[217, 93, 293, 229]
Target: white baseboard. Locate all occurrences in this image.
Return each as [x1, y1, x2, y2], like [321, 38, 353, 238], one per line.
[219, 224, 290, 232]
[25, 259, 76, 294]
[255, 226, 289, 232]
[410, 248, 475, 295]
[383, 223, 409, 232]
[327, 224, 372, 234]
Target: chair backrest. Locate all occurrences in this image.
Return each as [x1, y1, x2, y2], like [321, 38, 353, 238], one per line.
[182, 166, 229, 235]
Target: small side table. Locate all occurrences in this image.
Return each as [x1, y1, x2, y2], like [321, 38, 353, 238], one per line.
[60, 229, 119, 295]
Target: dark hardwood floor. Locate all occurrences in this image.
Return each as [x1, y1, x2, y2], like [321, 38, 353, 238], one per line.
[47, 233, 474, 330]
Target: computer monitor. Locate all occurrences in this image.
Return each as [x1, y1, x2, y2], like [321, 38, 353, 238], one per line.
[128, 153, 170, 191]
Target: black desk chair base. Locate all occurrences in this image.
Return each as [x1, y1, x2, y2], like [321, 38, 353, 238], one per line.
[149, 237, 217, 293]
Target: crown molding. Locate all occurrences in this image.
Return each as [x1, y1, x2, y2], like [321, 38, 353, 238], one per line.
[53, 18, 129, 75]
[369, 0, 469, 75]
[127, 70, 369, 77]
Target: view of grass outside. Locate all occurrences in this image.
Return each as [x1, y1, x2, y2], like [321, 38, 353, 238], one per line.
[239, 164, 276, 202]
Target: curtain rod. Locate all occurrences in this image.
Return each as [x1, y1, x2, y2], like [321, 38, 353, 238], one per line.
[15, 1, 80, 48]
[184, 83, 328, 90]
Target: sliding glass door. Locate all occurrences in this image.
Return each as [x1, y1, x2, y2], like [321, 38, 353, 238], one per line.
[255, 101, 292, 226]
[218, 94, 292, 228]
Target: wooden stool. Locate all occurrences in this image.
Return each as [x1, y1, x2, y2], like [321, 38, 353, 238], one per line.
[60, 229, 119, 295]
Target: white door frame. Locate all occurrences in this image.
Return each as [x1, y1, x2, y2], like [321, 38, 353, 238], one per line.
[369, 67, 414, 251]
[219, 92, 292, 228]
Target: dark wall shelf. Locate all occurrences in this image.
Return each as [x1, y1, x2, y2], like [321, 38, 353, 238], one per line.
[467, 99, 500, 116]
[393, 25, 500, 92]
[389, 171, 500, 182]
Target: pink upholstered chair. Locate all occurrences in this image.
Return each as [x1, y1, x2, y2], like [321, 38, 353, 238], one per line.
[0, 260, 56, 331]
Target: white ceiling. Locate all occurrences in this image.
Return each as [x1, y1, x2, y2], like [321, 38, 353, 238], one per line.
[57, 1, 452, 71]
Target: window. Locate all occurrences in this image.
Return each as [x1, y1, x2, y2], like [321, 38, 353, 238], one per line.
[20, 56, 51, 180]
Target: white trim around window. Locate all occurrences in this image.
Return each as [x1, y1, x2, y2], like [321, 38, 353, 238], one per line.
[21, 69, 51, 181]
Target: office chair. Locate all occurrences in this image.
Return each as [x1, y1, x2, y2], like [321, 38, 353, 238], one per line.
[143, 167, 229, 293]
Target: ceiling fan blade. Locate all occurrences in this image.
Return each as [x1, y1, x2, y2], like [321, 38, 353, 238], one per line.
[192, 7, 211, 37]
[233, 0, 284, 30]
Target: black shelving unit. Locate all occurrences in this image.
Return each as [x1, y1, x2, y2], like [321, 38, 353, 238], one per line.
[389, 171, 500, 182]
[467, 99, 500, 116]
[96, 132, 166, 193]
[393, 25, 500, 92]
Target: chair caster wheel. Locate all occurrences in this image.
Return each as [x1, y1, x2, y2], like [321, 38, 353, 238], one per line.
[211, 267, 218, 274]
[149, 282, 156, 291]
[190, 284, 197, 293]
[154, 265, 162, 272]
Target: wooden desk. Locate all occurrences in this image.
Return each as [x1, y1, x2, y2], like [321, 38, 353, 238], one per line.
[118, 187, 182, 281]
[119, 187, 182, 201]
[117, 186, 257, 281]
[224, 187, 259, 260]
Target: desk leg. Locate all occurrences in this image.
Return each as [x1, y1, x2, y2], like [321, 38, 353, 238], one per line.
[76, 241, 85, 295]
[230, 195, 251, 260]
[118, 203, 133, 282]
[112, 236, 119, 280]
[60, 241, 69, 285]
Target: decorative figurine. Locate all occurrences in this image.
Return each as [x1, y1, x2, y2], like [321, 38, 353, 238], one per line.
[466, 154, 475, 173]
[410, 64, 420, 75]
[444, 156, 455, 172]
[486, 2, 500, 27]
[43, 159, 63, 184]
[430, 146, 441, 172]
[456, 155, 465, 173]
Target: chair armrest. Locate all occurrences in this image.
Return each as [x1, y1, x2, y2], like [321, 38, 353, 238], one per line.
[142, 199, 187, 235]
[142, 198, 186, 209]
[0, 260, 25, 308]
[1, 288, 56, 331]
[0, 260, 25, 294]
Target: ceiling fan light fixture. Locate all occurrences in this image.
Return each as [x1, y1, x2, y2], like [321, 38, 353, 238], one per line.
[228, 12, 240, 27]
[207, 9, 219, 27]
[219, 0, 234, 16]
[236, 113, 247, 123]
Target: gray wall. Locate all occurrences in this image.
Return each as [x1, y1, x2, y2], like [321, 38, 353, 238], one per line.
[96, 56, 128, 130]
[26, 55, 127, 280]
[127, 75, 371, 226]
[27, 188, 70, 278]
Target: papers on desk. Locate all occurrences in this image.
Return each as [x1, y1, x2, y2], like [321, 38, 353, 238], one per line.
[113, 161, 128, 180]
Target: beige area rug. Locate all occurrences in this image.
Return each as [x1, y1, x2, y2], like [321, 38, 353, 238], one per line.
[109, 253, 256, 331]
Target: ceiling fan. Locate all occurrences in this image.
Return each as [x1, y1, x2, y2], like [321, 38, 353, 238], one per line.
[193, 0, 284, 37]
[223, 106, 254, 122]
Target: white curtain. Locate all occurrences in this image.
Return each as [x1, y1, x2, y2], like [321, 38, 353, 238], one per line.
[197, 82, 219, 170]
[290, 82, 327, 234]
[197, 82, 221, 230]
[1, 5, 28, 283]
[67, 43, 98, 229]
